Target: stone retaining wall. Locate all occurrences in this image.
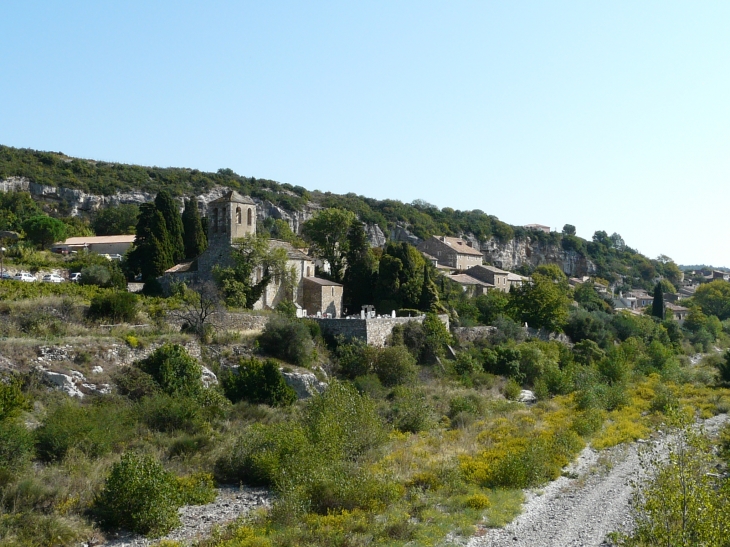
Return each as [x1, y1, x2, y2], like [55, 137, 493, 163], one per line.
[314, 314, 449, 347]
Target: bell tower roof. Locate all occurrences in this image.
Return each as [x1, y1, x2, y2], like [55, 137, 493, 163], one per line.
[209, 190, 255, 205]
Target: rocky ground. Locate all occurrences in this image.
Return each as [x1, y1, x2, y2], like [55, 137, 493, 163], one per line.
[467, 413, 729, 547]
[97, 486, 270, 547]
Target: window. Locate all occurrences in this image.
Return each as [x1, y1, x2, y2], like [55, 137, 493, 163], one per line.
[212, 208, 218, 233]
[247, 208, 253, 226]
[306, 266, 311, 277]
[236, 207, 242, 224]
[331, 287, 335, 296]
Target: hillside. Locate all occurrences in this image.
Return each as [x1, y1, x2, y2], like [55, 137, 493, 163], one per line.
[1, 144, 682, 291]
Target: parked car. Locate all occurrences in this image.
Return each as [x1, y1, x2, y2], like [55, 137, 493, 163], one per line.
[69, 272, 82, 283]
[0, 272, 12, 280]
[42, 273, 64, 283]
[14, 272, 36, 282]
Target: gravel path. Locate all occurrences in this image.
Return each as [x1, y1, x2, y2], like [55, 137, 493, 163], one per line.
[468, 413, 729, 547]
[100, 486, 270, 547]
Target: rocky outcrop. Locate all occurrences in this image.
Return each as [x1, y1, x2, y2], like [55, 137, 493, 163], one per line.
[280, 369, 327, 399]
[365, 223, 387, 248]
[481, 237, 596, 277]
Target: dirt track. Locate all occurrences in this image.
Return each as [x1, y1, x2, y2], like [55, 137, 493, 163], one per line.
[468, 413, 729, 547]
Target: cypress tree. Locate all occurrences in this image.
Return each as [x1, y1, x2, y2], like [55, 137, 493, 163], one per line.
[128, 203, 174, 281]
[181, 198, 207, 259]
[652, 282, 665, 320]
[419, 265, 441, 312]
[154, 191, 185, 263]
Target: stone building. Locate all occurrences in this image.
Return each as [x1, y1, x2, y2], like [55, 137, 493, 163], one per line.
[417, 236, 484, 270]
[466, 264, 511, 292]
[303, 277, 343, 317]
[164, 190, 342, 315]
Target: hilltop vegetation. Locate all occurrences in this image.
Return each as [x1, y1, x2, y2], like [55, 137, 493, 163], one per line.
[1, 145, 684, 291]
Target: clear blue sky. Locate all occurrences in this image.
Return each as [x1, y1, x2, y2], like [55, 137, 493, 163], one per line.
[2, 2, 730, 266]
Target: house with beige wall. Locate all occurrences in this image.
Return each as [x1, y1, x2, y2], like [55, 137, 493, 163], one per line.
[417, 236, 484, 270]
[465, 264, 511, 292]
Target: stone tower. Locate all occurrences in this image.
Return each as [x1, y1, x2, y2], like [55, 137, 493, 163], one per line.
[207, 190, 256, 245]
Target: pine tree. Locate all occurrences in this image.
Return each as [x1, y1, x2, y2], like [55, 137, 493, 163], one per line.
[128, 203, 174, 281]
[419, 265, 441, 312]
[154, 190, 185, 263]
[652, 282, 665, 319]
[181, 198, 207, 259]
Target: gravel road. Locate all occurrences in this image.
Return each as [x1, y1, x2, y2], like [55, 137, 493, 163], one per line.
[468, 413, 729, 547]
[99, 486, 270, 547]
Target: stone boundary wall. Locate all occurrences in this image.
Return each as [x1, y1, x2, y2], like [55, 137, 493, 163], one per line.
[314, 314, 449, 347]
[166, 311, 270, 333]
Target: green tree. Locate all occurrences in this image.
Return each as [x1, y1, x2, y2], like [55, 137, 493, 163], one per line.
[91, 204, 140, 235]
[127, 203, 174, 281]
[651, 282, 664, 319]
[220, 357, 297, 406]
[0, 191, 42, 231]
[21, 215, 68, 248]
[475, 290, 510, 325]
[181, 198, 207, 259]
[154, 190, 185, 263]
[342, 222, 378, 313]
[302, 208, 356, 282]
[135, 343, 203, 397]
[375, 242, 426, 312]
[561, 224, 576, 236]
[419, 265, 442, 312]
[509, 273, 572, 332]
[213, 234, 289, 308]
[693, 280, 730, 320]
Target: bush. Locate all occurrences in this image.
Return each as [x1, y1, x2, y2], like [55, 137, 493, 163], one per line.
[389, 387, 434, 433]
[259, 315, 314, 367]
[716, 351, 730, 384]
[274, 299, 297, 319]
[35, 399, 135, 462]
[220, 358, 297, 407]
[87, 291, 139, 323]
[136, 393, 207, 434]
[80, 264, 125, 289]
[135, 344, 202, 397]
[175, 472, 216, 505]
[0, 418, 34, 472]
[113, 367, 160, 401]
[454, 353, 480, 376]
[503, 378, 522, 400]
[0, 376, 31, 420]
[372, 346, 417, 387]
[93, 452, 180, 537]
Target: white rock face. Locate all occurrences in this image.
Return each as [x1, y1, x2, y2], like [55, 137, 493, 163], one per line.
[518, 389, 537, 404]
[41, 370, 85, 398]
[91, 366, 104, 374]
[280, 370, 327, 399]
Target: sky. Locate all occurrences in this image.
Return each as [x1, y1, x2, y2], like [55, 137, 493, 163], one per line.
[2, 1, 730, 266]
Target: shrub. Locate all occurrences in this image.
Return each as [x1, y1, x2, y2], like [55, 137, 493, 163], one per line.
[87, 291, 139, 323]
[93, 452, 180, 536]
[0, 376, 31, 420]
[464, 493, 491, 509]
[650, 384, 678, 414]
[389, 386, 434, 433]
[449, 394, 483, 418]
[259, 315, 314, 367]
[175, 472, 216, 505]
[136, 393, 207, 434]
[454, 353, 480, 376]
[372, 346, 417, 387]
[113, 367, 160, 401]
[35, 399, 135, 462]
[135, 344, 202, 397]
[503, 378, 522, 400]
[80, 264, 125, 289]
[716, 351, 730, 384]
[220, 358, 297, 407]
[274, 299, 297, 319]
[336, 342, 375, 379]
[570, 408, 604, 437]
[0, 418, 34, 472]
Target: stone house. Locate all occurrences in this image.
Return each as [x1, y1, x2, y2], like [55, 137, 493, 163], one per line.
[713, 270, 730, 282]
[164, 191, 342, 315]
[303, 276, 343, 317]
[465, 264, 511, 292]
[446, 273, 493, 296]
[417, 236, 484, 270]
[524, 224, 551, 234]
[665, 303, 690, 324]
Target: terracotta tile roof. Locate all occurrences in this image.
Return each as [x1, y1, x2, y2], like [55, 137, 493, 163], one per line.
[268, 239, 312, 261]
[165, 260, 196, 274]
[433, 236, 484, 256]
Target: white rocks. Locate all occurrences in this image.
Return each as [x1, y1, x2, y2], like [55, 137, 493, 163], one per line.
[518, 389, 537, 404]
[280, 369, 327, 399]
[201, 366, 218, 387]
[92, 366, 104, 374]
[41, 369, 85, 398]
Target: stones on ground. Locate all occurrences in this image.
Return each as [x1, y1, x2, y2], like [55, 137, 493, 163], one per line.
[518, 390, 537, 404]
[201, 366, 218, 387]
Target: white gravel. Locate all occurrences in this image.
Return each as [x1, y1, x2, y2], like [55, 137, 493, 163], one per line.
[468, 413, 729, 547]
[99, 486, 270, 547]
